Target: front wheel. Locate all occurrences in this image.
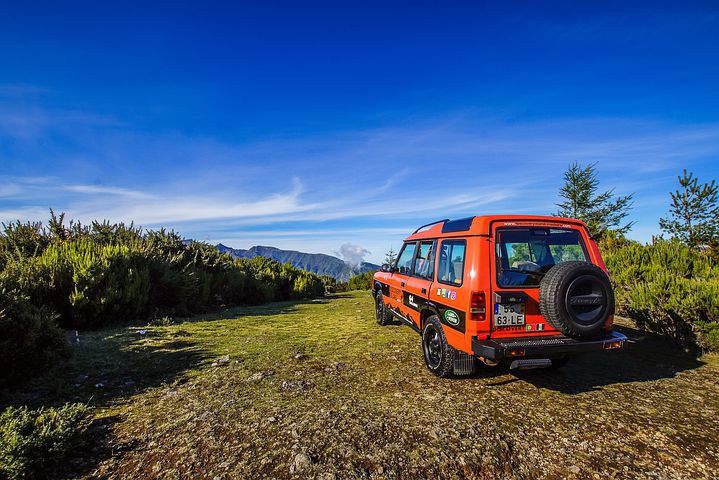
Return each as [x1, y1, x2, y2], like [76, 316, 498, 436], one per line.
[422, 316, 455, 377]
[375, 292, 391, 326]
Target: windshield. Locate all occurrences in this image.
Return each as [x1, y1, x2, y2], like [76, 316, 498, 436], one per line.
[496, 227, 588, 287]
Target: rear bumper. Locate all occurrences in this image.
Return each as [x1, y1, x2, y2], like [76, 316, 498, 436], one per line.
[471, 331, 628, 361]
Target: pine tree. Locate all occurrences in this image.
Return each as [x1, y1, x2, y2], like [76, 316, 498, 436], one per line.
[48, 208, 69, 241]
[556, 162, 634, 237]
[659, 170, 719, 249]
[384, 247, 397, 267]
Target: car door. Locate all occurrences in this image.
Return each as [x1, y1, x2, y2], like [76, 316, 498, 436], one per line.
[403, 240, 436, 328]
[385, 241, 417, 318]
[431, 238, 469, 344]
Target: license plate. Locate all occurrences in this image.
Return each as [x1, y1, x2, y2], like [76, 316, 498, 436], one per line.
[494, 303, 525, 326]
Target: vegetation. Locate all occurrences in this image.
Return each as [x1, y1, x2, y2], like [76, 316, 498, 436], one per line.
[384, 247, 397, 267]
[0, 288, 69, 386]
[0, 213, 324, 387]
[318, 275, 347, 294]
[602, 235, 719, 351]
[556, 162, 634, 237]
[552, 165, 718, 352]
[346, 271, 376, 291]
[659, 169, 719, 252]
[0, 403, 90, 480]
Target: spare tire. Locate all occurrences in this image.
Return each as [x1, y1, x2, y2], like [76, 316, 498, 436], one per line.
[539, 261, 614, 338]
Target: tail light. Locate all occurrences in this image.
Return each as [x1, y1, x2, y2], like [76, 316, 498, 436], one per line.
[470, 291, 486, 321]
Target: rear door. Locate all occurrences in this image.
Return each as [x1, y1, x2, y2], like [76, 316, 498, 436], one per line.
[403, 240, 436, 327]
[430, 239, 469, 345]
[490, 224, 591, 338]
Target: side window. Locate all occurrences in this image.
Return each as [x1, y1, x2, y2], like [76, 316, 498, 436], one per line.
[438, 240, 466, 286]
[396, 242, 417, 275]
[412, 241, 435, 280]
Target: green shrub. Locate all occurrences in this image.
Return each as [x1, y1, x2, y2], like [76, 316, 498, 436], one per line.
[0, 221, 50, 262]
[6, 240, 151, 329]
[0, 212, 326, 382]
[602, 238, 719, 351]
[319, 275, 347, 294]
[347, 271, 376, 291]
[0, 403, 90, 480]
[292, 271, 325, 299]
[0, 286, 68, 387]
[1, 226, 325, 331]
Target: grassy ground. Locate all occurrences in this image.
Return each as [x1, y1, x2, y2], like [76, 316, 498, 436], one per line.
[2, 291, 718, 479]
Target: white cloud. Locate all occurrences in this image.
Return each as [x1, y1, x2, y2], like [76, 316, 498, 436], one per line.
[3, 112, 719, 254]
[63, 184, 153, 199]
[337, 243, 371, 267]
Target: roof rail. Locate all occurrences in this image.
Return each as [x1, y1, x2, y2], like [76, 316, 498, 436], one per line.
[413, 218, 450, 234]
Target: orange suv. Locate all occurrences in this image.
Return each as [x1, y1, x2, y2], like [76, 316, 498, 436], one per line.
[373, 215, 627, 376]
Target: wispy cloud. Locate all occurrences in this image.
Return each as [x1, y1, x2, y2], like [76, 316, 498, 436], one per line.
[63, 184, 153, 199]
[2, 111, 719, 261]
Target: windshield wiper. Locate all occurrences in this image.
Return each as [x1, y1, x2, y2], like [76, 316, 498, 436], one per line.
[502, 268, 546, 277]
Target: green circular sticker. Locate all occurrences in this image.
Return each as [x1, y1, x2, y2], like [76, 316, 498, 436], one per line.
[444, 310, 460, 326]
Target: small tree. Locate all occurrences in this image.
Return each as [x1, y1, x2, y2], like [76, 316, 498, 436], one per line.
[659, 170, 719, 249]
[48, 209, 69, 241]
[384, 247, 397, 267]
[556, 162, 634, 237]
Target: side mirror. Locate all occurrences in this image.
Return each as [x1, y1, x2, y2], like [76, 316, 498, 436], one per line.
[380, 264, 393, 273]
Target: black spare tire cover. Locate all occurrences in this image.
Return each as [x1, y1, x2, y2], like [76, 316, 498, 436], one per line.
[539, 261, 614, 338]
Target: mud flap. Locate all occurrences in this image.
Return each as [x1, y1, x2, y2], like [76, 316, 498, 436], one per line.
[453, 351, 476, 375]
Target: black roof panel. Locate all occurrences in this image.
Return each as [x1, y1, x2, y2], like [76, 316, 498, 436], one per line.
[441, 216, 475, 233]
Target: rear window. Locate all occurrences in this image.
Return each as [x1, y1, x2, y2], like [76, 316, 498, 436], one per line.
[437, 240, 466, 286]
[496, 228, 588, 287]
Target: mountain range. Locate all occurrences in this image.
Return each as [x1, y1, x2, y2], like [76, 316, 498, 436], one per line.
[216, 244, 380, 282]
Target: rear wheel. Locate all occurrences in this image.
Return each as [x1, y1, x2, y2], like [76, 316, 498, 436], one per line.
[422, 316, 454, 377]
[375, 292, 391, 326]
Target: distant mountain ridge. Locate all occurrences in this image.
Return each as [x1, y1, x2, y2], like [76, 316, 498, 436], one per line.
[217, 244, 379, 282]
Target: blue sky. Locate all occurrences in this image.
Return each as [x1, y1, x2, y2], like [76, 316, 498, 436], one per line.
[1, 1, 718, 264]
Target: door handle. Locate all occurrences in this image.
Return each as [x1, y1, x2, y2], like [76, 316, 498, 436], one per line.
[421, 288, 427, 294]
[401, 282, 405, 287]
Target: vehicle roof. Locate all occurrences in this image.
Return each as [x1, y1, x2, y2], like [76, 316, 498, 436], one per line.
[404, 215, 589, 241]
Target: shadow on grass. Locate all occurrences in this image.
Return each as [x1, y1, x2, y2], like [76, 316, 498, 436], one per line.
[0, 329, 211, 479]
[364, 306, 706, 393]
[51, 414, 124, 480]
[511, 324, 706, 394]
[177, 297, 335, 324]
[0, 334, 207, 412]
[0, 297, 325, 411]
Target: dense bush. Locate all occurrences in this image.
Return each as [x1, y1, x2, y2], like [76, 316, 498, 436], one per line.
[319, 275, 347, 294]
[602, 237, 719, 351]
[0, 214, 325, 384]
[0, 403, 90, 480]
[0, 288, 69, 387]
[347, 271, 376, 291]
